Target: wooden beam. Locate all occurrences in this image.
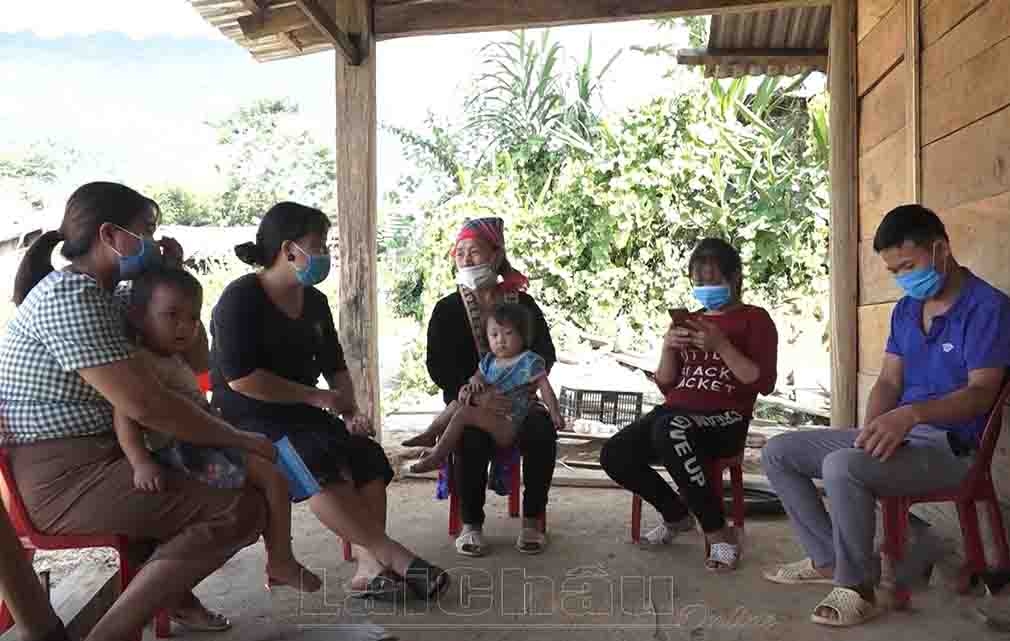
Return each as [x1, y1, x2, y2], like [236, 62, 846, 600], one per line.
[296, 0, 362, 65]
[238, 6, 311, 40]
[238, 0, 264, 16]
[278, 30, 304, 54]
[906, 0, 921, 201]
[828, 0, 858, 428]
[676, 47, 828, 69]
[374, 0, 832, 40]
[333, 0, 381, 436]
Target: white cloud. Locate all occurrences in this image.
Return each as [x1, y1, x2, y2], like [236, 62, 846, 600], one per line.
[2, 0, 222, 39]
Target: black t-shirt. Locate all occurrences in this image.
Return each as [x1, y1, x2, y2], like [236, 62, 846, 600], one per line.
[426, 291, 556, 405]
[209, 273, 346, 426]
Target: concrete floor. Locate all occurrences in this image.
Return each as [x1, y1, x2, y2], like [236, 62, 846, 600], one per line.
[168, 480, 1008, 641]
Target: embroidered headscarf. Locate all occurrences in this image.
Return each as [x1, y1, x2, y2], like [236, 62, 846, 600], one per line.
[452, 217, 529, 292]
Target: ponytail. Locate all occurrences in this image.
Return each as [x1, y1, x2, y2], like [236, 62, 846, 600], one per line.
[234, 241, 265, 267]
[13, 230, 65, 305]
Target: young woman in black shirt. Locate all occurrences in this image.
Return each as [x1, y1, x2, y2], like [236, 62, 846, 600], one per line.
[210, 202, 448, 600]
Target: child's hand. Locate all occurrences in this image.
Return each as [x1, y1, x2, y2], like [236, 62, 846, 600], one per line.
[133, 461, 166, 493]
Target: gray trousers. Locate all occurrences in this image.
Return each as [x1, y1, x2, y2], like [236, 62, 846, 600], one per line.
[762, 426, 973, 587]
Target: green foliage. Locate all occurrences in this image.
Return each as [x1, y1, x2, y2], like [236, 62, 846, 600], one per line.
[390, 39, 829, 360]
[0, 142, 83, 211]
[209, 98, 336, 225]
[145, 185, 215, 226]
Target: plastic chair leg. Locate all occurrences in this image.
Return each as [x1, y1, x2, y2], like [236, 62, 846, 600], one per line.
[508, 460, 520, 519]
[986, 495, 1010, 568]
[957, 500, 986, 584]
[0, 602, 12, 635]
[155, 611, 171, 638]
[631, 494, 642, 544]
[881, 499, 911, 608]
[730, 463, 745, 530]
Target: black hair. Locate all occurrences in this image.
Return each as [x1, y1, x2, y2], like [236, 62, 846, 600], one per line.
[131, 267, 203, 313]
[234, 201, 330, 267]
[872, 204, 949, 252]
[14, 182, 160, 304]
[688, 237, 743, 284]
[489, 302, 535, 349]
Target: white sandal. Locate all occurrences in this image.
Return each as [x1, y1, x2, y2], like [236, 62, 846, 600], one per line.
[642, 517, 695, 545]
[810, 587, 883, 627]
[455, 530, 486, 557]
[763, 558, 834, 585]
[705, 542, 740, 572]
[516, 527, 546, 555]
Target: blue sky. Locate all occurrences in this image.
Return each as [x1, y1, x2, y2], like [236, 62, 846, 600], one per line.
[1, 1, 686, 204]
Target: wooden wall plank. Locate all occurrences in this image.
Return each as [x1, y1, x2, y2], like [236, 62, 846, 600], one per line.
[857, 0, 904, 96]
[923, 35, 1010, 144]
[858, 127, 910, 238]
[859, 61, 905, 153]
[922, 0, 1010, 89]
[857, 302, 894, 374]
[858, 190, 1010, 305]
[922, 104, 1010, 212]
[858, 240, 902, 305]
[858, 0, 900, 42]
[922, 0, 986, 48]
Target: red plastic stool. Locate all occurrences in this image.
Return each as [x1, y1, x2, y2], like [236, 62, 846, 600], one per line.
[0, 448, 170, 639]
[881, 381, 1010, 609]
[630, 453, 745, 556]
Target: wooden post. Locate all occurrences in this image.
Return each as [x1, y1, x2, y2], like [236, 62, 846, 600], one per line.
[828, 0, 858, 428]
[332, 0, 380, 437]
[905, 0, 921, 201]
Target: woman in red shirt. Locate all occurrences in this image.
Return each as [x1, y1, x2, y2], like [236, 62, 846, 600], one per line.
[600, 238, 778, 571]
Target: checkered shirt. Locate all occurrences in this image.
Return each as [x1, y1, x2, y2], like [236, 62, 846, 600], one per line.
[0, 272, 135, 445]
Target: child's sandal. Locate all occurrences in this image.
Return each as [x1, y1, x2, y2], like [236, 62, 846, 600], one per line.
[705, 542, 740, 572]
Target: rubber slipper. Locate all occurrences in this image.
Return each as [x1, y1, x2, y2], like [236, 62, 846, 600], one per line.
[350, 570, 404, 601]
[168, 607, 231, 632]
[810, 587, 884, 627]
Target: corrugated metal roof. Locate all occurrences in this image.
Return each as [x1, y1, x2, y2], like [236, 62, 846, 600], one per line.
[703, 6, 830, 78]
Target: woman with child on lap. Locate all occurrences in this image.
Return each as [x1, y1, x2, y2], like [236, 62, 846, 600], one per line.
[600, 237, 778, 572]
[419, 217, 559, 556]
[406, 301, 564, 473]
[0, 182, 270, 640]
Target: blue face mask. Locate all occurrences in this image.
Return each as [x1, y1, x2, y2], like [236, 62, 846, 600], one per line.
[895, 267, 945, 300]
[113, 227, 161, 280]
[293, 243, 331, 287]
[693, 285, 732, 310]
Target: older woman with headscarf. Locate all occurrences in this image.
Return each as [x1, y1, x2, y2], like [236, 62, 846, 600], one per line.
[417, 217, 557, 556]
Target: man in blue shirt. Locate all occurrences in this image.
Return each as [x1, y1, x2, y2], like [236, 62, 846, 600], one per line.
[762, 204, 1010, 627]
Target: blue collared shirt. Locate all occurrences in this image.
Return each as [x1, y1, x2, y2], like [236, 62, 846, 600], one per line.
[886, 271, 1010, 444]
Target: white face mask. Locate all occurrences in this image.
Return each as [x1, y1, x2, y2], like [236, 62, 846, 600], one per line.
[456, 263, 498, 291]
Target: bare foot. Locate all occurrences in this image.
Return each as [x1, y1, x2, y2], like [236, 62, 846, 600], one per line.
[402, 432, 437, 448]
[410, 454, 443, 474]
[267, 558, 322, 593]
[350, 557, 387, 591]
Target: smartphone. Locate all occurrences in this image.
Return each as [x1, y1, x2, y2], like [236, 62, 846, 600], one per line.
[668, 308, 691, 326]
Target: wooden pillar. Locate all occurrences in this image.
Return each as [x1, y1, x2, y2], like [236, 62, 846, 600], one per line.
[332, 0, 380, 436]
[828, 0, 858, 428]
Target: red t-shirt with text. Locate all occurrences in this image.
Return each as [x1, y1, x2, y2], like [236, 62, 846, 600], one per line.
[660, 304, 778, 416]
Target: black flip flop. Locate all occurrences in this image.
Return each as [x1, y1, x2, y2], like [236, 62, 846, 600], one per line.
[350, 569, 404, 601]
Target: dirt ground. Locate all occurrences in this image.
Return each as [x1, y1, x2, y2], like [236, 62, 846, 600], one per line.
[105, 479, 1008, 641]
